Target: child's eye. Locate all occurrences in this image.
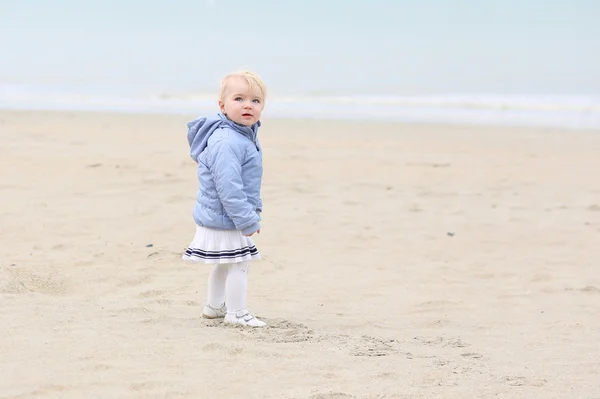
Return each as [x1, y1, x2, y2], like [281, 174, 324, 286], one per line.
[234, 97, 243, 101]
[252, 99, 261, 104]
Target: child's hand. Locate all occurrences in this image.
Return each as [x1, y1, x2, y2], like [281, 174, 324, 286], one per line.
[245, 229, 260, 237]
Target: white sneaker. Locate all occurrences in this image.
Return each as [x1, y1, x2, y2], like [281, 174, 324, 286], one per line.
[224, 310, 266, 327]
[202, 303, 227, 319]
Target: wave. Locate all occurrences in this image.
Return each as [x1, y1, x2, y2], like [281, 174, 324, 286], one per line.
[1, 83, 599, 129]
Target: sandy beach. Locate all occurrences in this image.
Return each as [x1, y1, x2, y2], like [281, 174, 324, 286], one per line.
[1, 110, 599, 398]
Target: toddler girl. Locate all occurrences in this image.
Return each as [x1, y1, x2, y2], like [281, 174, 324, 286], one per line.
[182, 71, 267, 327]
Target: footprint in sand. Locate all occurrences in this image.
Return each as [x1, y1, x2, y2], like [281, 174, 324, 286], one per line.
[504, 375, 547, 387]
[461, 352, 483, 359]
[199, 317, 316, 344]
[345, 335, 403, 357]
[312, 333, 406, 358]
[237, 318, 317, 343]
[0, 265, 70, 295]
[412, 335, 468, 348]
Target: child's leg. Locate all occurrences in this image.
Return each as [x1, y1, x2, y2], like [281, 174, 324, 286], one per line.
[225, 262, 249, 312]
[224, 262, 265, 327]
[206, 263, 231, 307]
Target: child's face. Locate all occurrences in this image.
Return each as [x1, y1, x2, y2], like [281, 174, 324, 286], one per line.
[219, 77, 265, 127]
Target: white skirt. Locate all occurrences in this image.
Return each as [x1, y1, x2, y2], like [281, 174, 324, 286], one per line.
[182, 225, 261, 264]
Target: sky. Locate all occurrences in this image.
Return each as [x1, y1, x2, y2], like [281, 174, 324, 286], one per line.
[0, 0, 599, 96]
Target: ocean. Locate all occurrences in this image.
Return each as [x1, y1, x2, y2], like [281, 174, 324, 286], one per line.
[1, 83, 599, 130]
[1, 0, 599, 129]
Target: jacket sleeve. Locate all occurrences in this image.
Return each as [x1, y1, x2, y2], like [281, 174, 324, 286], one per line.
[207, 137, 261, 235]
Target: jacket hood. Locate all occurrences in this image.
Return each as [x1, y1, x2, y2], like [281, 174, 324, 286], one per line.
[187, 113, 261, 161]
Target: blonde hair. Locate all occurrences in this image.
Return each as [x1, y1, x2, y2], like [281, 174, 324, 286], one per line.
[219, 70, 267, 101]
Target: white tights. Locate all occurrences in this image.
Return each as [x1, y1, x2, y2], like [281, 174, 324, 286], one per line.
[206, 262, 249, 313]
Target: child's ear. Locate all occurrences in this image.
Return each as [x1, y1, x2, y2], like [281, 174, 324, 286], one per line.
[218, 100, 225, 113]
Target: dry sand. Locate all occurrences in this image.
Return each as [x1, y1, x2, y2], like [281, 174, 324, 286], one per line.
[1, 110, 599, 399]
